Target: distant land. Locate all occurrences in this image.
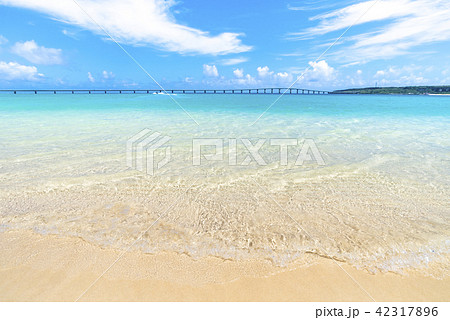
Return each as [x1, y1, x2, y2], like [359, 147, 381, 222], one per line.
[332, 86, 450, 95]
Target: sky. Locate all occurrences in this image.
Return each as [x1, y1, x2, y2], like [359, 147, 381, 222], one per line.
[0, 0, 450, 90]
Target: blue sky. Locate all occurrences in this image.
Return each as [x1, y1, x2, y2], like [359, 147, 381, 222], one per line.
[0, 0, 449, 90]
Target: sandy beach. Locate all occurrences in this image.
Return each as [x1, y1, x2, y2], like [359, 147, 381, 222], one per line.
[0, 230, 448, 302]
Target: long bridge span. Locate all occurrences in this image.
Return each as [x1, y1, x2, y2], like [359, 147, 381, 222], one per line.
[0, 88, 329, 95]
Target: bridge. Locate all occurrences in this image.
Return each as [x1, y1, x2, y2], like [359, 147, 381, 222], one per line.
[0, 88, 329, 95]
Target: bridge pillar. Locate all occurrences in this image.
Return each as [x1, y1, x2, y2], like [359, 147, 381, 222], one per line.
[35, 91, 37, 94]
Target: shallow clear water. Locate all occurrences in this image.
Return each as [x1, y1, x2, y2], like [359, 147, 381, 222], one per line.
[0, 93, 449, 276]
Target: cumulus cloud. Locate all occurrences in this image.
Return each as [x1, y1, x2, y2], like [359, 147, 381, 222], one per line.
[0, 61, 43, 80]
[288, 0, 450, 62]
[0, 0, 251, 55]
[203, 64, 219, 77]
[305, 60, 335, 81]
[234, 74, 257, 86]
[373, 65, 428, 85]
[233, 68, 244, 78]
[203, 63, 338, 88]
[276, 72, 290, 79]
[257, 66, 273, 78]
[11, 40, 63, 65]
[102, 70, 114, 79]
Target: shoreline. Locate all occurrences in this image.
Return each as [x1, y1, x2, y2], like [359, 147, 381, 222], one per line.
[0, 230, 448, 302]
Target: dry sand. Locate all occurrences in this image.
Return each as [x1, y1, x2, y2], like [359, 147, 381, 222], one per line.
[0, 230, 448, 302]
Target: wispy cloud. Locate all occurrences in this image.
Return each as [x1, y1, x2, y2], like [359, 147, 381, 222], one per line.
[287, 1, 339, 12]
[62, 29, 80, 40]
[0, 35, 8, 45]
[87, 72, 95, 83]
[218, 57, 248, 66]
[11, 40, 63, 65]
[288, 0, 450, 62]
[0, 0, 252, 55]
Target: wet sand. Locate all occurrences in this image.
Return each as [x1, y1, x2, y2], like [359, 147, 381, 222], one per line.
[0, 230, 448, 302]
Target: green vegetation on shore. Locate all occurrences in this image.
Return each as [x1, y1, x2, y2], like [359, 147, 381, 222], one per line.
[332, 86, 450, 95]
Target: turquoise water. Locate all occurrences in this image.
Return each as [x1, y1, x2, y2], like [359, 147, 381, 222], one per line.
[0, 94, 449, 276]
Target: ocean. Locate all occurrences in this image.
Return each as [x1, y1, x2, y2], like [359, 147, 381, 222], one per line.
[0, 93, 449, 276]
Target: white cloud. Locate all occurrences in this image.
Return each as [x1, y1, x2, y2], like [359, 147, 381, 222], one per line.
[201, 63, 339, 88]
[289, 0, 450, 62]
[306, 60, 335, 81]
[102, 70, 114, 79]
[11, 40, 63, 65]
[287, 3, 337, 12]
[62, 29, 79, 39]
[257, 66, 273, 78]
[203, 64, 219, 77]
[0, 61, 43, 80]
[233, 68, 244, 78]
[374, 70, 386, 78]
[87, 72, 95, 83]
[373, 65, 429, 85]
[276, 72, 290, 79]
[357, 70, 362, 75]
[0, 0, 252, 55]
[234, 74, 257, 86]
[219, 57, 248, 66]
